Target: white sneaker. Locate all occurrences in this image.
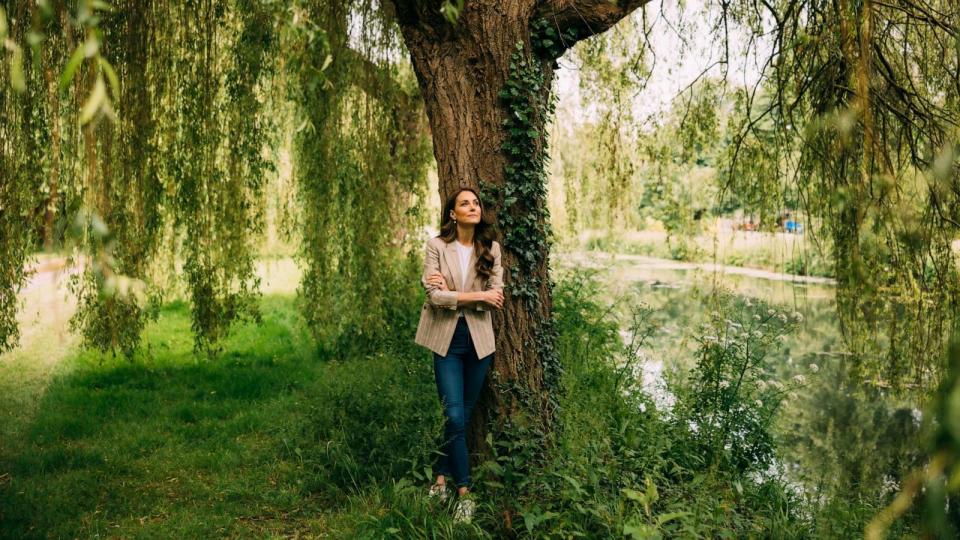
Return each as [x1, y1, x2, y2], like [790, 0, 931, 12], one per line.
[453, 497, 476, 523]
[428, 482, 450, 502]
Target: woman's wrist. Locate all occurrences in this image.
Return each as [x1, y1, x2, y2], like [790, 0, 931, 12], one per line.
[456, 291, 485, 306]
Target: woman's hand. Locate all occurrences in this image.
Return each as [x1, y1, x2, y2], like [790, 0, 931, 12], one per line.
[482, 289, 504, 309]
[427, 272, 448, 291]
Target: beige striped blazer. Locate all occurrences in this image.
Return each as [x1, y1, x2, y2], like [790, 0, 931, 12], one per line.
[414, 237, 503, 359]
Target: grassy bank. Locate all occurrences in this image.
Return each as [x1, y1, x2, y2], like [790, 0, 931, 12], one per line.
[0, 277, 910, 537]
[572, 228, 833, 279]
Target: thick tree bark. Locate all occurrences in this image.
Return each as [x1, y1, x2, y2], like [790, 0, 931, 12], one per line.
[386, 0, 650, 468]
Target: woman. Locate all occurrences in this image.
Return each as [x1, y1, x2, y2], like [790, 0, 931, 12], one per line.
[414, 187, 505, 523]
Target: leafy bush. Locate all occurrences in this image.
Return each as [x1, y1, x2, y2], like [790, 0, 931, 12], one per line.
[670, 293, 803, 474]
[466, 270, 812, 537]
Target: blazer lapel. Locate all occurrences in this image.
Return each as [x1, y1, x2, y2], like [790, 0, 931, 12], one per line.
[443, 241, 464, 292]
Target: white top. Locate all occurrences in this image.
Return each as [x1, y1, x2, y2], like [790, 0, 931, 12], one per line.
[454, 241, 473, 318]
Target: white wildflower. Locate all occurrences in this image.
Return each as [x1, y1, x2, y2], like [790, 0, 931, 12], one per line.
[808, 363, 819, 373]
[752, 330, 763, 339]
[778, 313, 789, 323]
[754, 400, 763, 407]
[753, 314, 762, 321]
[719, 380, 730, 389]
[791, 311, 804, 322]
[767, 308, 776, 316]
[756, 380, 767, 391]
[792, 374, 806, 385]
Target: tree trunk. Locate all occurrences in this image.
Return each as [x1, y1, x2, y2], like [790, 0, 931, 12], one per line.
[394, 1, 555, 462]
[387, 0, 651, 471]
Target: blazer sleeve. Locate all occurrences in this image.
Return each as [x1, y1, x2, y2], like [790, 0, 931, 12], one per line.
[422, 239, 459, 310]
[485, 241, 504, 291]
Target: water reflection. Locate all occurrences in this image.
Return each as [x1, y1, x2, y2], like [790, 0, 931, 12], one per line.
[556, 253, 925, 505]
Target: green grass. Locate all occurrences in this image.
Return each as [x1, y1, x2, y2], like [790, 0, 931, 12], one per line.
[0, 295, 457, 538]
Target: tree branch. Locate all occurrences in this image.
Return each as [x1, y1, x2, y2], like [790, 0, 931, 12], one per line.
[339, 46, 419, 106]
[538, 0, 653, 43]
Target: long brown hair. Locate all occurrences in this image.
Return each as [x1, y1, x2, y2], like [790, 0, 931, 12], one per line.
[437, 187, 497, 281]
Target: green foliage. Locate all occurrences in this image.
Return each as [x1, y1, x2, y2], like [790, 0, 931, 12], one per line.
[866, 327, 960, 537]
[713, 0, 960, 388]
[671, 293, 803, 474]
[286, 1, 432, 351]
[163, 0, 276, 357]
[491, 38, 557, 309]
[0, 272, 924, 537]
[461, 269, 819, 537]
[530, 17, 579, 61]
[0, 1, 282, 358]
[438, 0, 464, 25]
[0, 2, 53, 353]
[1, 0, 429, 359]
[482, 28, 568, 459]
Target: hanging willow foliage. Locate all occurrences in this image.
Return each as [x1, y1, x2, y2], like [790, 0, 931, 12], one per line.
[569, 1, 959, 388]
[1, 0, 431, 359]
[161, 0, 276, 357]
[284, 1, 431, 353]
[0, 0, 279, 358]
[0, 3, 48, 354]
[716, 0, 960, 387]
[67, 0, 165, 358]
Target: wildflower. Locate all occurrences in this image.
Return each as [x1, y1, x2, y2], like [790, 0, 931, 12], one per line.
[756, 380, 767, 391]
[778, 313, 788, 323]
[719, 380, 730, 389]
[770, 380, 784, 391]
[754, 400, 763, 407]
[767, 308, 776, 316]
[808, 363, 819, 373]
[751, 330, 763, 339]
[753, 314, 762, 321]
[792, 374, 806, 385]
[791, 311, 804, 322]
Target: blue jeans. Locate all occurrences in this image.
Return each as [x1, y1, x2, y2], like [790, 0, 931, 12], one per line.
[433, 317, 493, 489]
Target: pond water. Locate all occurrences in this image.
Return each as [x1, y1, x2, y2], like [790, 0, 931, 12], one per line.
[555, 251, 925, 509]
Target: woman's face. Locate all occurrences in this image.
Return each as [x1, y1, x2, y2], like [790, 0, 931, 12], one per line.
[450, 191, 482, 226]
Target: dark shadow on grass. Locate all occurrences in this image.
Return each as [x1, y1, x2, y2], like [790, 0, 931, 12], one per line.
[0, 295, 442, 539]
